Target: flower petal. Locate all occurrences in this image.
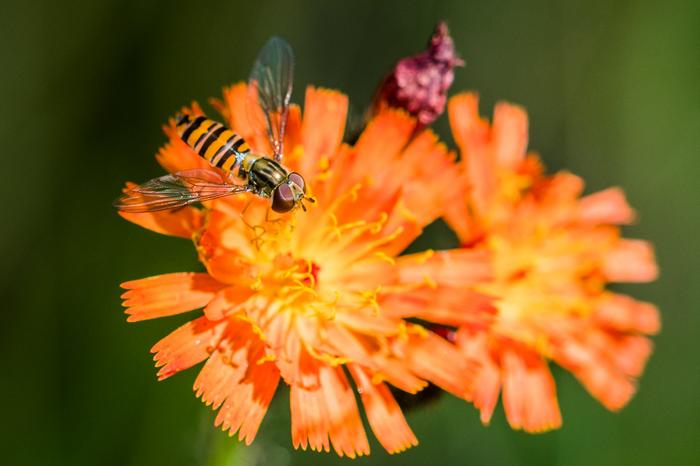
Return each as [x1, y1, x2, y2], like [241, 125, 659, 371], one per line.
[323, 109, 413, 209]
[118, 182, 203, 238]
[151, 316, 226, 380]
[455, 328, 501, 425]
[156, 126, 212, 174]
[203, 286, 255, 321]
[492, 101, 528, 170]
[611, 334, 654, 378]
[443, 205, 477, 246]
[369, 355, 429, 394]
[603, 239, 658, 282]
[216, 359, 280, 445]
[321, 322, 427, 394]
[257, 309, 302, 385]
[283, 104, 303, 164]
[397, 249, 492, 287]
[553, 333, 639, 411]
[300, 86, 348, 178]
[193, 320, 280, 444]
[335, 308, 401, 337]
[323, 323, 377, 366]
[579, 187, 636, 225]
[213, 83, 270, 153]
[381, 286, 494, 328]
[594, 293, 660, 335]
[349, 364, 418, 454]
[395, 129, 461, 225]
[118, 207, 202, 239]
[121, 273, 226, 321]
[353, 129, 464, 256]
[537, 171, 584, 206]
[291, 350, 369, 457]
[448, 92, 497, 213]
[501, 348, 562, 433]
[392, 329, 477, 399]
[290, 372, 329, 452]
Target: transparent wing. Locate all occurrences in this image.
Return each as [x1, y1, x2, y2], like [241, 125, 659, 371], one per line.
[248, 36, 294, 161]
[114, 169, 250, 213]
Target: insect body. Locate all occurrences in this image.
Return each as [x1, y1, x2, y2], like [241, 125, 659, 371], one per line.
[172, 113, 306, 212]
[175, 114, 251, 173]
[115, 37, 309, 214]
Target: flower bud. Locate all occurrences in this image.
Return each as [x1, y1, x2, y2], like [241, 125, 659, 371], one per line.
[374, 21, 464, 127]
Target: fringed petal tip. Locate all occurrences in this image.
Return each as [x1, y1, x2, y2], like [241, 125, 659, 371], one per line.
[501, 350, 562, 433]
[492, 100, 529, 170]
[553, 331, 651, 412]
[208, 81, 245, 118]
[149, 316, 226, 381]
[120, 273, 225, 322]
[290, 356, 370, 458]
[117, 181, 204, 239]
[397, 249, 493, 286]
[589, 375, 638, 413]
[349, 364, 418, 454]
[579, 187, 636, 225]
[595, 294, 661, 335]
[300, 86, 349, 177]
[603, 239, 659, 283]
[448, 92, 489, 151]
[456, 329, 501, 425]
[393, 329, 480, 400]
[191, 322, 281, 446]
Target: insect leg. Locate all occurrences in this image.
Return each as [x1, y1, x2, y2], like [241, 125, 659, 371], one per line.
[239, 197, 256, 230]
[239, 198, 268, 249]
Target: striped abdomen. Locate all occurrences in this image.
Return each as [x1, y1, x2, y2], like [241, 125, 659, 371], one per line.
[175, 115, 252, 173]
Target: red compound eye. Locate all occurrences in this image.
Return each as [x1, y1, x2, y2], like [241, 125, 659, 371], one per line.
[288, 172, 306, 193]
[272, 183, 295, 213]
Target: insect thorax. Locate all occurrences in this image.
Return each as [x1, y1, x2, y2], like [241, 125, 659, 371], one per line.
[248, 157, 289, 197]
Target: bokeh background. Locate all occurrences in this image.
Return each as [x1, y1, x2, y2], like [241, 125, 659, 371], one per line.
[2, 0, 698, 465]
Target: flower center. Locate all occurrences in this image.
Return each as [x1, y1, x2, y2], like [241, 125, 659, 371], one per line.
[301, 261, 321, 287]
[480, 221, 600, 336]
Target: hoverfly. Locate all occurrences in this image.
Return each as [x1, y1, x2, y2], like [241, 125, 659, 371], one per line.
[115, 37, 311, 214]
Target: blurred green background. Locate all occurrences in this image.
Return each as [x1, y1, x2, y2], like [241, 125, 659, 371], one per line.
[2, 0, 698, 465]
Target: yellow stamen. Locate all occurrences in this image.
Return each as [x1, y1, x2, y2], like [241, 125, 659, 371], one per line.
[397, 322, 429, 341]
[345, 226, 405, 265]
[411, 249, 435, 264]
[318, 155, 330, 171]
[309, 290, 341, 321]
[256, 353, 277, 365]
[369, 212, 389, 234]
[358, 286, 382, 315]
[250, 273, 263, 291]
[324, 212, 389, 253]
[289, 145, 304, 164]
[236, 314, 266, 342]
[423, 274, 437, 289]
[397, 199, 418, 223]
[314, 168, 333, 182]
[533, 335, 552, 358]
[325, 218, 369, 241]
[323, 183, 362, 217]
[304, 341, 351, 366]
[373, 251, 396, 265]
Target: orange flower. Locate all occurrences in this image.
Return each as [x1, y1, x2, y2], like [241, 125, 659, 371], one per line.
[435, 92, 660, 432]
[119, 85, 493, 456]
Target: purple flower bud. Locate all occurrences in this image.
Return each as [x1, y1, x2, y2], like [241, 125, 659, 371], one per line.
[375, 21, 464, 127]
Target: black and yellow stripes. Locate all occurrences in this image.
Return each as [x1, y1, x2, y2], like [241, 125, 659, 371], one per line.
[175, 115, 252, 173]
